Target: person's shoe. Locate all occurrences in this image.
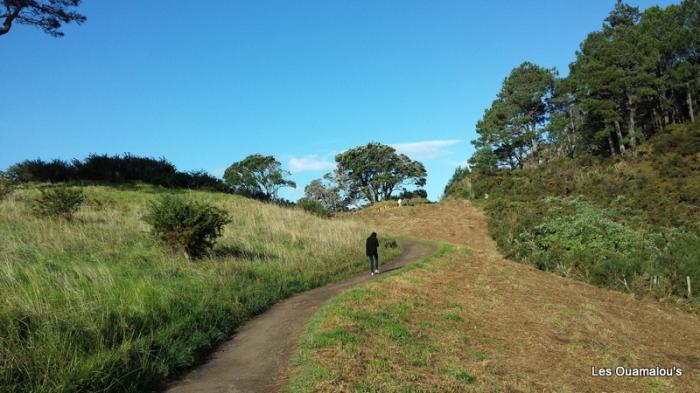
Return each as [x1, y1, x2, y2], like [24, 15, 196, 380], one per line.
[371, 272, 374, 276]
[375, 269, 379, 274]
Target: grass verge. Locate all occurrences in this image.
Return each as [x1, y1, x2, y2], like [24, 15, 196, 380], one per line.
[0, 184, 402, 392]
[285, 235, 700, 392]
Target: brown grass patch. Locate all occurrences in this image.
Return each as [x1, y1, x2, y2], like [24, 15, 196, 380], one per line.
[289, 200, 700, 392]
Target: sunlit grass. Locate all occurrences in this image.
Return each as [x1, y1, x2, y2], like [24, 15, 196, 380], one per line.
[0, 184, 400, 392]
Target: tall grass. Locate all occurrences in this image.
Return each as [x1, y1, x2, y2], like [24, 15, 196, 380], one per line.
[0, 184, 400, 392]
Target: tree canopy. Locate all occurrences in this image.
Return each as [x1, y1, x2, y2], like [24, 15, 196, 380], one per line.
[468, 0, 700, 169]
[223, 154, 296, 200]
[472, 62, 556, 170]
[1, 0, 86, 37]
[334, 142, 426, 204]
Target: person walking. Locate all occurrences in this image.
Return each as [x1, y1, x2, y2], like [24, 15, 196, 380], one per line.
[366, 232, 380, 275]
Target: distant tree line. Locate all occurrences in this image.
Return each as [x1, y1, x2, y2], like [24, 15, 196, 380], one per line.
[470, 0, 700, 171]
[5, 154, 228, 191]
[5, 142, 428, 210]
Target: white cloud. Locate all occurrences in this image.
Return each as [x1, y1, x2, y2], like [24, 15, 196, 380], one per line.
[288, 154, 335, 173]
[390, 139, 462, 160]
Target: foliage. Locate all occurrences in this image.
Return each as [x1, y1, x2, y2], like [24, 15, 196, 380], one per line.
[443, 166, 472, 199]
[0, 185, 401, 392]
[0, 171, 12, 200]
[398, 189, 428, 200]
[450, 124, 700, 300]
[31, 186, 85, 220]
[296, 197, 332, 218]
[5, 153, 228, 191]
[223, 154, 296, 201]
[0, 0, 86, 37]
[334, 142, 427, 204]
[143, 195, 231, 259]
[472, 62, 556, 169]
[470, 0, 700, 164]
[303, 178, 347, 212]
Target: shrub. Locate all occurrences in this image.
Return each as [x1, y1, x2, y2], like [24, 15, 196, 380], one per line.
[143, 195, 231, 259]
[0, 171, 12, 200]
[296, 197, 332, 217]
[32, 187, 85, 220]
[4, 154, 228, 192]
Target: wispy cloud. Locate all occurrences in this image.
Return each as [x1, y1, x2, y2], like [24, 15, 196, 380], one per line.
[391, 139, 462, 160]
[288, 154, 335, 173]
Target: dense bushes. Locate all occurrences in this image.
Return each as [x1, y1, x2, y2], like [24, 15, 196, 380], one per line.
[143, 195, 231, 259]
[5, 154, 227, 192]
[296, 197, 332, 217]
[32, 187, 85, 220]
[448, 123, 700, 301]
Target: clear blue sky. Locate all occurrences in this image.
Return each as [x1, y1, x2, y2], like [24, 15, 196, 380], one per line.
[0, 0, 676, 201]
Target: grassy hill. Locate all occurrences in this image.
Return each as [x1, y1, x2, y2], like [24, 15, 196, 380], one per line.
[0, 184, 399, 392]
[446, 123, 700, 302]
[286, 200, 700, 392]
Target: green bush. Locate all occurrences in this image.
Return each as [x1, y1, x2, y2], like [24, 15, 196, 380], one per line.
[0, 173, 12, 201]
[143, 195, 231, 259]
[32, 187, 85, 220]
[296, 197, 332, 218]
[510, 197, 656, 290]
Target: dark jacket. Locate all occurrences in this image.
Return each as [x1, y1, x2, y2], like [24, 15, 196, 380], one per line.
[366, 234, 379, 256]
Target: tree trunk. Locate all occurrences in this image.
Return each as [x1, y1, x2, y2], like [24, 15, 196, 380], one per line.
[614, 120, 626, 157]
[627, 95, 638, 158]
[652, 107, 662, 131]
[530, 137, 539, 165]
[568, 107, 577, 156]
[687, 84, 695, 123]
[608, 131, 616, 156]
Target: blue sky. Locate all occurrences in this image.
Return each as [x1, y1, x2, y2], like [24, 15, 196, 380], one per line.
[0, 0, 676, 200]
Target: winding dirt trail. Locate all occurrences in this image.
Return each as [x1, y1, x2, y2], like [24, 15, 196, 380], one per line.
[165, 241, 436, 393]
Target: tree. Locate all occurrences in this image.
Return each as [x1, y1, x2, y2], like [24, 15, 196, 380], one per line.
[334, 142, 426, 204]
[472, 62, 556, 168]
[1, 0, 86, 37]
[303, 178, 346, 212]
[223, 154, 296, 200]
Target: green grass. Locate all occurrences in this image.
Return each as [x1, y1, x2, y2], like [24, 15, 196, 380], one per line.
[445, 123, 700, 303]
[0, 184, 402, 392]
[284, 243, 470, 393]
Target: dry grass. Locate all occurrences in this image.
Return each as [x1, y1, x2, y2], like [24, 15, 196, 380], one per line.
[287, 199, 700, 392]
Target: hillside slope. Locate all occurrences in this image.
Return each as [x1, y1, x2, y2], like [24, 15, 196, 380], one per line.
[0, 184, 399, 392]
[287, 200, 700, 392]
[446, 123, 700, 302]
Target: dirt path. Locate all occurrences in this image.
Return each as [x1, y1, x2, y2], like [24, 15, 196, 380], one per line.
[164, 241, 436, 393]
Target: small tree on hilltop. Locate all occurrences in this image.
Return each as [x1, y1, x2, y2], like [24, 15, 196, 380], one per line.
[1, 0, 86, 38]
[143, 195, 231, 260]
[334, 142, 426, 204]
[303, 178, 347, 212]
[223, 154, 296, 201]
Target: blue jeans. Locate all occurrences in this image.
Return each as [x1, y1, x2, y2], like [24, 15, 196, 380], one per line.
[369, 254, 378, 272]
